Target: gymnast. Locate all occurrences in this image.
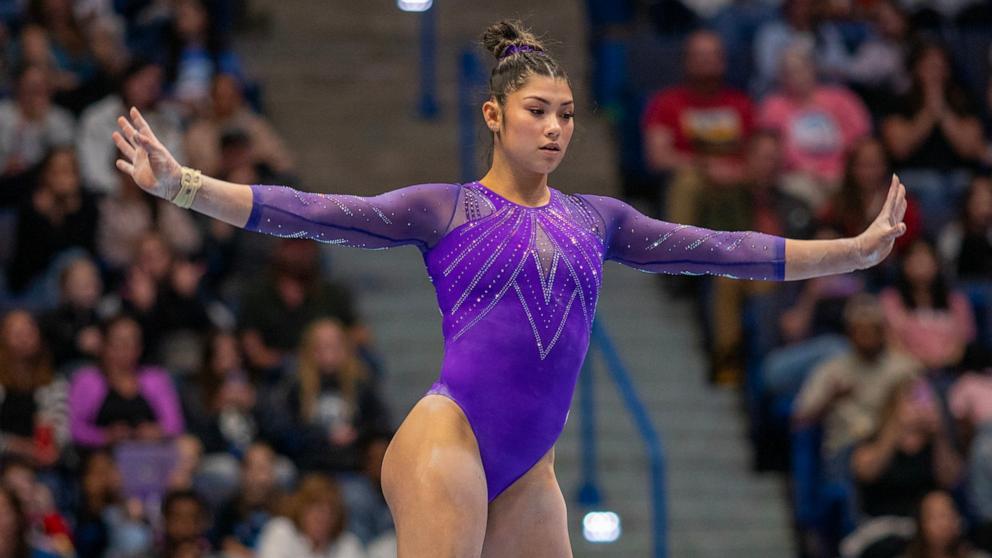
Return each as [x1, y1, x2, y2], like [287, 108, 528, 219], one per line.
[111, 19, 907, 558]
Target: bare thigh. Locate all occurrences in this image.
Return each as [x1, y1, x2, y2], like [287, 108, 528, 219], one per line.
[481, 447, 573, 558]
[381, 395, 489, 558]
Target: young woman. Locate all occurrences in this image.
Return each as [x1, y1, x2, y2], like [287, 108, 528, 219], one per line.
[111, 19, 908, 558]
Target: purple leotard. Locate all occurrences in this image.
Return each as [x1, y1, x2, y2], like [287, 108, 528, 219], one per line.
[245, 181, 786, 501]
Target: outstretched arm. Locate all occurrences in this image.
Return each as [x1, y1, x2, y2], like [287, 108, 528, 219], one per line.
[582, 175, 907, 281]
[113, 107, 459, 250]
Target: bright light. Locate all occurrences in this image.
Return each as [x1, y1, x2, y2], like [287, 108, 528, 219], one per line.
[397, 0, 433, 11]
[582, 511, 621, 543]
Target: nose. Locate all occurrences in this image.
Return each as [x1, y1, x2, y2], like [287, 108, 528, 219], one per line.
[546, 119, 561, 140]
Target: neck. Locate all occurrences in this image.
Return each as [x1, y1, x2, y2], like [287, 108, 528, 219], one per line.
[479, 150, 550, 207]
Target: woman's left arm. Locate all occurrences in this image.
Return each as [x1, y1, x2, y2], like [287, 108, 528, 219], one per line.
[584, 175, 907, 281]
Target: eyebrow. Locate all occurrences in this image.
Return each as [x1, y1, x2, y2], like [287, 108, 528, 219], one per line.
[523, 96, 574, 106]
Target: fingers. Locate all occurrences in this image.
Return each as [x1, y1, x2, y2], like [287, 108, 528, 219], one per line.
[112, 131, 136, 161]
[130, 107, 159, 142]
[115, 159, 135, 175]
[117, 115, 139, 144]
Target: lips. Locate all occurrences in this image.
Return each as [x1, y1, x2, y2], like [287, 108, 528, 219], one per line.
[540, 143, 561, 151]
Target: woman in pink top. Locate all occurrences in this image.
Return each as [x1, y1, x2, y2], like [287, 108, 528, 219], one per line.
[757, 41, 871, 208]
[879, 239, 976, 371]
[69, 314, 184, 448]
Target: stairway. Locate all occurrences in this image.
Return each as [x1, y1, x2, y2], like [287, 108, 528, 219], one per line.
[236, 0, 796, 555]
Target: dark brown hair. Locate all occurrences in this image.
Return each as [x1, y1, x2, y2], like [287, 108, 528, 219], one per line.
[480, 20, 569, 106]
[279, 474, 347, 541]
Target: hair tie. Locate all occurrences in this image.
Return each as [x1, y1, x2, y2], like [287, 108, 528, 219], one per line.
[499, 44, 542, 60]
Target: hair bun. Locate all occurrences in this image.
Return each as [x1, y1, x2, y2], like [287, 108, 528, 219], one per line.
[481, 20, 544, 60]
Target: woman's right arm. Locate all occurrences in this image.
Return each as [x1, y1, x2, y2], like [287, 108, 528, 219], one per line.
[114, 108, 460, 251]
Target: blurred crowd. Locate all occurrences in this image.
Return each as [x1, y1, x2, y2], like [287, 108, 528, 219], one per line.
[586, 0, 992, 556]
[0, 1, 395, 558]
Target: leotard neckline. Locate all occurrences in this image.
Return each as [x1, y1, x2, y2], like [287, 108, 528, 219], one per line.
[472, 180, 555, 210]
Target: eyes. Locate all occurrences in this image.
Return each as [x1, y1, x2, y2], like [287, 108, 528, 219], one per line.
[528, 108, 575, 120]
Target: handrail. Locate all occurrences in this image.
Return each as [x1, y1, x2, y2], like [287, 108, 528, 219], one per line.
[581, 318, 668, 558]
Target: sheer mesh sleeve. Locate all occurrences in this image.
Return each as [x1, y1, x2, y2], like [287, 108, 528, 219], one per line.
[245, 183, 462, 252]
[578, 194, 787, 281]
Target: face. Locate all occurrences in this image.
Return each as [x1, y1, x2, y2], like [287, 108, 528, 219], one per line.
[746, 135, 781, 185]
[210, 333, 242, 375]
[873, 2, 907, 39]
[310, 322, 348, 374]
[42, 149, 80, 197]
[300, 501, 335, 544]
[242, 445, 276, 492]
[965, 178, 992, 228]
[915, 48, 949, 87]
[780, 47, 816, 96]
[175, 0, 208, 38]
[485, 75, 574, 176]
[135, 234, 173, 281]
[1, 310, 42, 362]
[20, 25, 50, 66]
[17, 66, 50, 117]
[102, 319, 143, 371]
[82, 452, 122, 500]
[63, 258, 103, 309]
[165, 499, 204, 541]
[920, 491, 961, 546]
[123, 65, 164, 109]
[902, 242, 938, 288]
[850, 141, 888, 192]
[684, 32, 726, 83]
[211, 74, 243, 117]
[848, 318, 885, 357]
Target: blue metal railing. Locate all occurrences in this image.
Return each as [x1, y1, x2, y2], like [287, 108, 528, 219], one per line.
[580, 318, 669, 558]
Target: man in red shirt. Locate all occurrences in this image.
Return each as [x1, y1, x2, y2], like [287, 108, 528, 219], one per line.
[642, 30, 755, 224]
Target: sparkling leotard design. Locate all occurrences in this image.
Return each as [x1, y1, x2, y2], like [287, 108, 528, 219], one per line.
[246, 181, 786, 501]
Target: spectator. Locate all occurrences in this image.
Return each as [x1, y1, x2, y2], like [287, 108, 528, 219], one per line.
[160, 490, 213, 558]
[1, 460, 73, 557]
[642, 30, 754, 222]
[879, 239, 976, 372]
[836, 0, 913, 115]
[6, 147, 98, 303]
[757, 40, 872, 209]
[68, 314, 184, 449]
[948, 355, 992, 544]
[238, 239, 359, 378]
[164, 0, 245, 116]
[0, 309, 69, 469]
[751, 0, 848, 97]
[73, 450, 154, 558]
[0, 65, 75, 186]
[793, 294, 923, 468]
[285, 318, 389, 473]
[256, 474, 365, 558]
[111, 231, 212, 363]
[851, 378, 962, 520]
[26, 0, 96, 99]
[820, 137, 922, 258]
[902, 491, 990, 558]
[181, 330, 264, 456]
[212, 442, 287, 558]
[14, 25, 84, 109]
[698, 131, 814, 384]
[937, 175, 992, 282]
[881, 40, 984, 233]
[97, 168, 202, 277]
[77, 59, 184, 196]
[343, 433, 395, 553]
[184, 73, 295, 179]
[38, 256, 104, 370]
[0, 484, 61, 558]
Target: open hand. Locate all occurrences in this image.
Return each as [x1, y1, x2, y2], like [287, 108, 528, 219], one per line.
[855, 174, 907, 269]
[113, 107, 182, 200]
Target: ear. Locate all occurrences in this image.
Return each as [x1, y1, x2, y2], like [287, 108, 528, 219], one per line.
[482, 99, 501, 134]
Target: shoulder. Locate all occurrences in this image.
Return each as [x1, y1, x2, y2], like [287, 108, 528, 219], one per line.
[330, 532, 365, 556]
[137, 367, 176, 388]
[259, 517, 298, 541]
